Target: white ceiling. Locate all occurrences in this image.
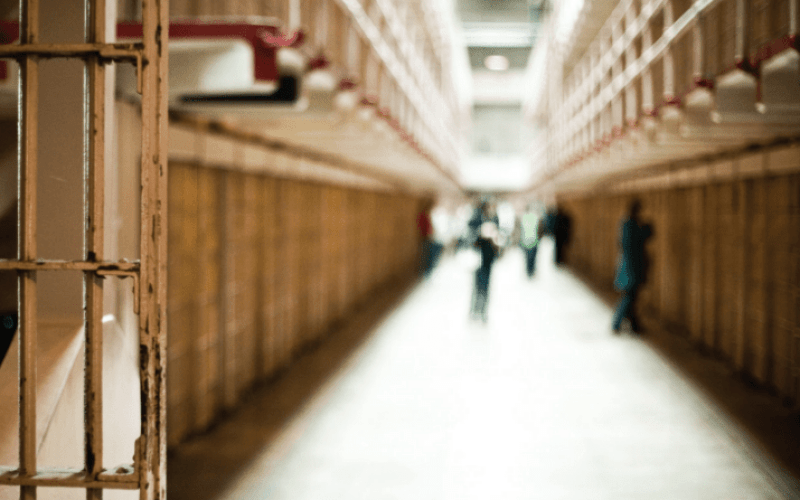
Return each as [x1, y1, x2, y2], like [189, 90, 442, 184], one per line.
[454, 0, 545, 192]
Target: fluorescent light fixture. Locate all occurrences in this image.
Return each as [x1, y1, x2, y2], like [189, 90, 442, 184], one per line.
[484, 55, 510, 71]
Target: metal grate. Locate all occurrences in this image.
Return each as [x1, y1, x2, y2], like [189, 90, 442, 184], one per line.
[0, 0, 168, 498]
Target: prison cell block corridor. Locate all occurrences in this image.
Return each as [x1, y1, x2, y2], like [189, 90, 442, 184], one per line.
[168, 242, 800, 500]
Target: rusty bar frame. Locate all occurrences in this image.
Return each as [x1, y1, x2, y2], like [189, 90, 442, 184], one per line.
[8, 0, 167, 498]
[84, 0, 106, 498]
[0, 467, 138, 489]
[17, 1, 38, 500]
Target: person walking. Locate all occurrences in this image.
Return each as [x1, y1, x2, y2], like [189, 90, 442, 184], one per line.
[520, 206, 541, 278]
[612, 200, 652, 333]
[471, 222, 499, 323]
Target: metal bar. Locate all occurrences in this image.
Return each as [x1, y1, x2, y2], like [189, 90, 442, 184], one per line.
[84, 0, 106, 497]
[95, 270, 140, 315]
[662, 0, 675, 98]
[0, 468, 137, 490]
[735, 0, 750, 61]
[18, 0, 38, 499]
[138, 0, 168, 497]
[0, 43, 141, 60]
[693, 12, 705, 79]
[0, 260, 139, 272]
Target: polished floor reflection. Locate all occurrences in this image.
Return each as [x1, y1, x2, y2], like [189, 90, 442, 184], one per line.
[169, 240, 799, 500]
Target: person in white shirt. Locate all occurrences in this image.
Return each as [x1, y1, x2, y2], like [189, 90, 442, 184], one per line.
[520, 205, 542, 278]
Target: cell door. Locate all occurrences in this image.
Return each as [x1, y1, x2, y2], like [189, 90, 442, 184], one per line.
[0, 0, 168, 498]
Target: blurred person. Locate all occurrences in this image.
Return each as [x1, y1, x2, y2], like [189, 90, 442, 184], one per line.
[470, 221, 499, 323]
[544, 206, 571, 264]
[612, 200, 652, 333]
[554, 209, 571, 264]
[429, 206, 452, 271]
[0, 205, 16, 365]
[455, 203, 474, 250]
[417, 201, 435, 278]
[468, 201, 499, 242]
[467, 202, 486, 242]
[520, 205, 542, 278]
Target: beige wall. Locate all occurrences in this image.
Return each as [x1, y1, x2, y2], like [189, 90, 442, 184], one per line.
[167, 160, 423, 445]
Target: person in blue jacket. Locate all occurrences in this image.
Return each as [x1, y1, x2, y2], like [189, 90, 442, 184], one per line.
[612, 200, 652, 333]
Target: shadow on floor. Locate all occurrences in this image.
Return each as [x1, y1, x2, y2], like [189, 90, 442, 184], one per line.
[167, 278, 416, 500]
[568, 266, 800, 496]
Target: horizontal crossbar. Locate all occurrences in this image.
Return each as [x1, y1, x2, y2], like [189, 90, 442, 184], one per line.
[0, 466, 138, 490]
[0, 259, 140, 272]
[0, 43, 141, 61]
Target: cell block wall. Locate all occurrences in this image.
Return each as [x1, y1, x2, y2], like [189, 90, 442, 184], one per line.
[167, 163, 422, 446]
[558, 157, 800, 406]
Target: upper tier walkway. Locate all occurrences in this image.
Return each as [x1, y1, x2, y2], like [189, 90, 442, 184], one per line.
[169, 239, 800, 500]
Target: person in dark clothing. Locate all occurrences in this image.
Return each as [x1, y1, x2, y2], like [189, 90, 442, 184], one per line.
[612, 200, 652, 333]
[553, 211, 570, 264]
[467, 203, 485, 242]
[471, 222, 499, 323]
[468, 201, 499, 243]
[543, 207, 570, 264]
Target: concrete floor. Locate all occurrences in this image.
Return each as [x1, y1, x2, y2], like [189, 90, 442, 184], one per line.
[169, 240, 800, 500]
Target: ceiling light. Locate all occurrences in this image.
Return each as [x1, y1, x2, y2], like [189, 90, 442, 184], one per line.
[484, 55, 509, 71]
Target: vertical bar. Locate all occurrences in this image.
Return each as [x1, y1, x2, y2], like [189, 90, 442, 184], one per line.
[18, 0, 39, 499]
[625, 4, 638, 125]
[735, 0, 750, 61]
[139, 0, 168, 497]
[85, 0, 106, 498]
[693, 13, 705, 81]
[663, 0, 675, 99]
[641, 20, 654, 114]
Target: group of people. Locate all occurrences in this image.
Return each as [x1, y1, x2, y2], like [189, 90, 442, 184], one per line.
[467, 202, 569, 322]
[418, 198, 652, 333]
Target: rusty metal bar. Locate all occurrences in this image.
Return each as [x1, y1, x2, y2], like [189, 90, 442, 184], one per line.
[84, 0, 107, 498]
[0, 43, 141, 60]
[18, 0, 38, 499]
[0, 260, 139, 271]
[0, 467, 138, 490]
[138, 0, 169, 497]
